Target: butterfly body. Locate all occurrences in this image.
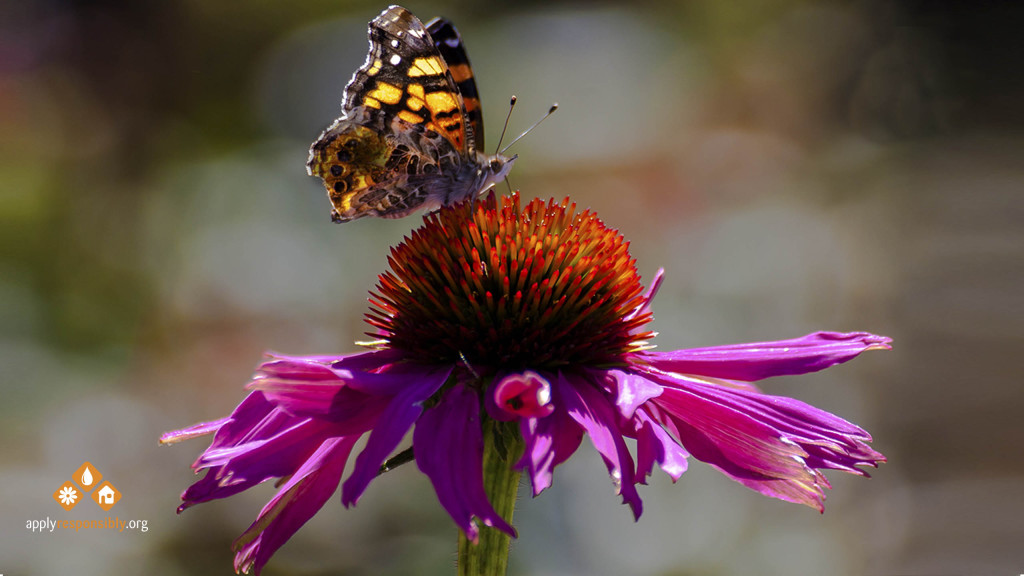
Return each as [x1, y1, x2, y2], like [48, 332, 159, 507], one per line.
[308, 5, 513, 222]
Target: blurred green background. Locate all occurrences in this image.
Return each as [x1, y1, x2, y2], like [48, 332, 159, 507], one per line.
[2, 1, 1021, 574]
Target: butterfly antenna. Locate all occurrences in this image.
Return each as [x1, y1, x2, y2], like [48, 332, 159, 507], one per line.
[494, 96, 517, 155]
[500, 103, 558, 155]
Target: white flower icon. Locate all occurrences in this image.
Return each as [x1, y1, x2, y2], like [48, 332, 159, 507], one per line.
[58, 486, 79, 505]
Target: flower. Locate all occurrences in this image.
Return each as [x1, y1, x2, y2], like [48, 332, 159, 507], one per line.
[162, 192, 888, 574]
[58, 486, 78, 506]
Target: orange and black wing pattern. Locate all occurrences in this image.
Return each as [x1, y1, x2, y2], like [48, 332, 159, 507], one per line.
[307, 5, 508, 222]
[425, 16, 484, 152]
[342, 6, 470, 153]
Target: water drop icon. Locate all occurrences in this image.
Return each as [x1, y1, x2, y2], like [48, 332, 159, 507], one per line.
[81, 466, 94, 486]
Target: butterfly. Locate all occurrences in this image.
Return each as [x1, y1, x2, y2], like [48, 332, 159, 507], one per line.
[307, 5, 515, 222]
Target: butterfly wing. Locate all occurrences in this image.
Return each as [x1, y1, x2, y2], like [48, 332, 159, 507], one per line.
[342, 6, 470, 154]
[425, 16, 484, 152]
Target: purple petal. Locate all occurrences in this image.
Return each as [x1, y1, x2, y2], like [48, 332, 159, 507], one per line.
[516, 395, 584, 496]
[686, 380, 883, 470]
[590, 368, 663, 419]
[634, 409, 689, 482]
[232, 436, 357, 575]
[251, 350, 423, 412]
[668, 413, 830, 509]
[342, 359, 452, 396]
[653, 385, 809, 478]
[414, 384, 516, 542]
[172, 385, 372, 512]
[182, 417, 350, 510]
[175, 392, 301, 474]
[645, 331, 891, 382]
[328, 347, 406, 372]
[557, 372, 643, 519]
[641, 368, 884, 510]
[249, 358, 396, 428]
[624, 268, 665, 333]
[340, 365, 452, 506]
[159, 417, 228, 445]
[644, 367, 883, 468]
[263, 347, 403, 369]
[196, 392, 280, 451]
[248, 359, 371, 420]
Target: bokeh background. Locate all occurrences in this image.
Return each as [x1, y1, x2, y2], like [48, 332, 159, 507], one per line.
[2, 0, 1021, 574]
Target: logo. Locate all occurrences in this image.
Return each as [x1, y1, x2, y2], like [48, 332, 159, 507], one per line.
[53, 481, 80, 512]
[31, 460, 146, 534]
[92, 482, 122, 511]
[307, 5, 515, 222]
[52, 461, 121, 511]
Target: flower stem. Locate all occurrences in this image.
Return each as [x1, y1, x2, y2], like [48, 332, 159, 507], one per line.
[457, 420, 523, 576]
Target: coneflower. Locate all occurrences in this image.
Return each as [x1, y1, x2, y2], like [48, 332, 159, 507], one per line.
[162, 192, 888, 575]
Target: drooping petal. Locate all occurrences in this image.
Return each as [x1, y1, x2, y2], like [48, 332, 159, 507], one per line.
[251, 352, 432, 413]
[633, 408, 689, 483]
[414, 384, 516, 542]
[328, 347, 407, 372]
[676, 376, 884, 473]
[591, 368, 663, 420]
[557, 372, 643, 519]
[174, 392, 281, 450]
[644, 331, 891, 382]
[261, 348, 401, 367]
[167, 392, 306, 510]
[232, 436, 358, 575]
[342, 359, 453, 396]
[182, 416, 346, 511]
[249, 356, 406, 429]
[643, 366, 883, 470]
[341, 365, 452, 506]
[248, 361, 364, 420]
[668, 414, 830, 509]
[242, 350, 410, 420]
[641, 368, 884, 510]
[516, 393, 584, 496]
[654, 385, 809, 478]
[623, 268, 664, 334]
[159, 417, 229, 445]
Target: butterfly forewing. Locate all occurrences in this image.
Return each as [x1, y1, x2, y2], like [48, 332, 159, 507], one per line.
[339, 7, 470, 153]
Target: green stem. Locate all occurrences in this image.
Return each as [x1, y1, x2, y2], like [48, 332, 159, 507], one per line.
[457, 419, 523, 576]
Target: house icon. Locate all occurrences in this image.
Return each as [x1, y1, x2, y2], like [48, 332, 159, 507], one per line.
[97, 485, 115, 504]
[91, 481, 121, 510]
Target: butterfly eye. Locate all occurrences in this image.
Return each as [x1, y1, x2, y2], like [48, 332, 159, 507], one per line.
[489, 158, 503, 171]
